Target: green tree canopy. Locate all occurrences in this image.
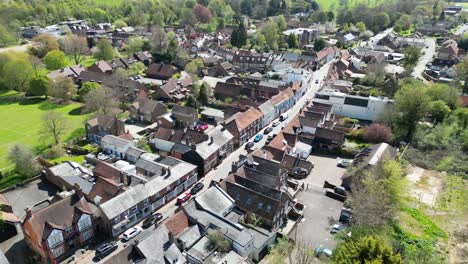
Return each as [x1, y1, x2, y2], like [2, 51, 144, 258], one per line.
[29, 74, 50, 98]
[78, 81, 102, 98]
[185, 94, 198, 109]
[313, 38, 325, 51]
[2, 57, 34, 92]
[334, 236, 403, 264]
[44, 50, 67, 70]
[430, 100, 451, 125]
[93, 39, 116, 60]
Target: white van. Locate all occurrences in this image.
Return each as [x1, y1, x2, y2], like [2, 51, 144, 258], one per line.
[279, 113, 288, 121]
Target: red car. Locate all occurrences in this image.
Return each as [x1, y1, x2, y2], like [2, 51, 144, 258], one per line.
[176, 192, 192, 205]
[197, 124, 208, 132]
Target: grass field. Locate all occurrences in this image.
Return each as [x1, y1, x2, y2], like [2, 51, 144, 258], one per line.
[0, 91, 91, 170]
[316, 0, 386, 11]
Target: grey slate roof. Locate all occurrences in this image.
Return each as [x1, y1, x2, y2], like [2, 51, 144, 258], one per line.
[100, 158, 196, 220]
[48, 162, 95, 195]
[176, 225, 202, 249]
[135, 225, 169, 263]
[258, 101, 275, 116]
[101, 135, 132, 148]
[195, 185, 234, 217]
[196, 125, 233, 160]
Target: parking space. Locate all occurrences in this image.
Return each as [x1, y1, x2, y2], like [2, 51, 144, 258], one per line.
[290, 154, 347, 251]
[304, 154, 347, 188]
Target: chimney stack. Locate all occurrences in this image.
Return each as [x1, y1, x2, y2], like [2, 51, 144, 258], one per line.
[25, 207, 32, 219]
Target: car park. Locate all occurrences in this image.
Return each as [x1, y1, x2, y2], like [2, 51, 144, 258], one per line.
[95, 242, 118, 260]
[264, 127, 273, 134]
[122, 226, 142, 241]
[314, 247, 332, 258]
[190, 182, 204, 195]
[142, 213, 163, 229]
[176, 192, 192, 205]
[253, 134, 263, 142]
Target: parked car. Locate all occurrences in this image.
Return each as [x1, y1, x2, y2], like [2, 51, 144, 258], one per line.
[315, 79, 319, 84]
[197, 123, 208, 132]
[264, 127, 273, 134]
[279, 113, 288, 121]
[254, 134, 263, 142]
[265, 135, 274, 145]
[245, 142, 254, 150]
[334, 186, 347, 196]
[190, 182, 204, 195]
[122, 226, 142, 241]
[272, 120, 280, 127]
[142, 213, 163, 229]
[176, 192, 192, 205]
[95, 242, 118, 260]
[291, 168, 308, 179]
[125, 118, 136, 124]
[339, 208, 353, 224]
[337, 159, 353, 168]
[330, 224, 348, 234]
[314, 247, 332, 258]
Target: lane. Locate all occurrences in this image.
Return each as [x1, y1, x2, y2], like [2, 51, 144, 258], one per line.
[412, 38, 436, 83]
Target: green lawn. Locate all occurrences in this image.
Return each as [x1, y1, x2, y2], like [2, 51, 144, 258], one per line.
[316, 0, 385, 11]
[0, 91, 91, 170]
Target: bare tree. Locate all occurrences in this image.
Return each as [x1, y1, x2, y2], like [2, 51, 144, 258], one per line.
[83, 86, 118, 114]
[48, 76, 76, 102]
[294, 241, 315, 264]
[41, 111, 68, 145]
[61, 34, 89, 64]
[150, 26, 168, 54]
[8, 144, 39, 177]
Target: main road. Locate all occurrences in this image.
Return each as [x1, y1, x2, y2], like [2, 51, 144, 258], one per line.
[74, 61, 333, 264]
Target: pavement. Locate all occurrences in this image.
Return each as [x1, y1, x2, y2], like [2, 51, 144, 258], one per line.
[412, 38, 436, 83]
[304, 154, 346, 188]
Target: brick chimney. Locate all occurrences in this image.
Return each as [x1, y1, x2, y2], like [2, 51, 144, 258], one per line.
[24, 207, 32, 219]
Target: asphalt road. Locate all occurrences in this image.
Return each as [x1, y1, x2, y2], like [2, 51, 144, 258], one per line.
[73, 61, 334, 264]
[412, 38, 436, 83]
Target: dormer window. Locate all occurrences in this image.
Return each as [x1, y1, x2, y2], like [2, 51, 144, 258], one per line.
[77, 214, 92, 232]
[47, 229, 64, 248]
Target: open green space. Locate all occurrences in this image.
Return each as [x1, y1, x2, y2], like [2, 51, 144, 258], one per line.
[0, 91, 91, 170]
[316, 0, 386, 11]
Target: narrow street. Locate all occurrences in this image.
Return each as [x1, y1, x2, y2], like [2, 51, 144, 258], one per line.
[412, 38, 436, 83]
[74, 61, 333, 264]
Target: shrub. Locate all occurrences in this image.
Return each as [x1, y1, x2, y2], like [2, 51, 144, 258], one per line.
[347, 129, 364, 141]
[363, 124, 393, 143]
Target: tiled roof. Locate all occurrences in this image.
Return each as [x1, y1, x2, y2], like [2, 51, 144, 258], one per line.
[233, 108, 263, 131]
[164, 210, 190, 237]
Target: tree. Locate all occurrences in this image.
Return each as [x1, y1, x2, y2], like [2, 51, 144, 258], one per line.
[126, 36, 145, 54]
[48, 76, 76, 102]
[29, 74, 50, 98]
[207, 230, 230, 252]
[2, 58, 34, 92]
[113, 19, 128, 28]
[363, 124, 393, 143]
[349, 160, 405, 228]
[327, 11, 335, 22]
[93, 39, 116, 60]
[394, 14, 412, 32]
[313, 38, 325, 51]
[310, 1, 319, 11]
[181, 8, 198, 26]
[426, 83, 459, 110]
[456, 57, 468, 94]
[231, 22, 247, 48]
[61, 34, 88, 64]
[394, 81, 430, 140]
[439, 10, 445, 21]
[78, 81, 101, 98]
[40, 111, 68, 145]
[294, 242, 315, 264]
[29, 33, 59, 58]
[83, 86, 118, 114]
[44, 50, 67, 70]
[403, 46, 421, 66]
[128, 62, 145, 76]
[8, 144, 39, 177]
[150, 26, 168, 55]
[356, 21, 366, 33]
[193, 4, 213, 23]
[287, 33, 299, 49]
[334, 236, 403, 264]
[458, 34, 468, 51]
[430, 100, 451, 124]
[0, 24, 15, 47]
[185, 94, 198, 109]
[265, 236, 294, 264]
[199, 83, 210, 106]
[261, 20, 279, 50]
[373, 12, 390, 31]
